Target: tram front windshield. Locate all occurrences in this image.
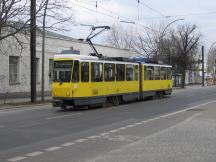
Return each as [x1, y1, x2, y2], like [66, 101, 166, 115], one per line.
[53, 61, 73, 82]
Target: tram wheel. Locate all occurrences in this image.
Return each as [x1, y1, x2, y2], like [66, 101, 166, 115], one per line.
[112, 96, 120, 106]
[156, 91, 164, 99]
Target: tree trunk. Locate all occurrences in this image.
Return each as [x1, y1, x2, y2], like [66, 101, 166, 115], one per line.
[181, 67, 186, 88]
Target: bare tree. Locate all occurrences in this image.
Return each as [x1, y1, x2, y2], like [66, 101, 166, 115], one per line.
[170, 24, 201, 88]
[207, 43, 216, 84]
[0, 0, 47, 55]
[0, 0, 73, 55]
[131, 23, 173, 59]
[106, 23, 134, 50]
[37, 0, 74, 31]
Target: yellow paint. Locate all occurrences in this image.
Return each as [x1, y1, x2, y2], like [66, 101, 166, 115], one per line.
[52, 59, 172, 100]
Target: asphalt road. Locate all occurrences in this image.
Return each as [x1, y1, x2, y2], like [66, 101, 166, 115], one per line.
[0, 86, 216, 162]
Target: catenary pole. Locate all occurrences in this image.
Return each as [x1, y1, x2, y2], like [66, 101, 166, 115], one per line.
[41, 0, 49, 101]
[30, 0, 37, 102]
[202, 46, 205, 87]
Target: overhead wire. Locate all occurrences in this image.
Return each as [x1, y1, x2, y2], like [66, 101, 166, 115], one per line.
[75, 0, 133, 22]
[136, 0, 165, 17]
[71, 0, 169, 33]
[71, 1, 118, 20]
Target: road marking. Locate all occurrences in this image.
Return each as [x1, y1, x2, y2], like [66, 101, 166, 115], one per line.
[61, 142, 75, 147]
[100, 133, 110, 136]
[87, 135, 100, 139]
[126, 124, 135, 128]
[44, 146, 61, 152]
[154, 101, 216, 119]
[45, 113, 81, 120]
[185, 112, 201, 122]
[118, 127, 127, 130]
[138, 101, 216, 125]
[109, 129, 120, 133]
[0, 125, 5, 128]
[134, 122, 143, 125]
[8, 156, 27, 162]
[26, 151, 44, 157]
[75, 139, 88, 143]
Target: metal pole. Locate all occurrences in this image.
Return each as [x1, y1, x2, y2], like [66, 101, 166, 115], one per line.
[30, 0, 37, 102]
[214, 56, 216, 85]
[202, 46, 205, 87]
[41, 0, 49, 101]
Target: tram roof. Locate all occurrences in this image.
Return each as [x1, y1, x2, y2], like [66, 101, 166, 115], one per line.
[54, 54, 172, 67]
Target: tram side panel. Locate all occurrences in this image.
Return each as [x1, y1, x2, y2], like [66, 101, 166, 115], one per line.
[142, 65, 172, 98]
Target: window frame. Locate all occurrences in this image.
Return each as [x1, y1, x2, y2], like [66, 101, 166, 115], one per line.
[144, 66, 154, 80]
[91, 62, 103, 82]
[72, 60, 80, 83]
[167, 67, 172, 80]
[9, 56, 19, 84]
[126, 64, 134, 81]
[154, 66, 161, 80]
[81, 61, 89, 82]
[161, 67, 167, 80]
[116, 64, 125, 81]
[134, 65, 139, 81]
[49, 59, 54, 83]
[53, 60, 73, 83]
[104, 63, 115, 82]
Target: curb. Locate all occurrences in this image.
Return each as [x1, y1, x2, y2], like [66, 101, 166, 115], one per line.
[0, 102, 52, 111]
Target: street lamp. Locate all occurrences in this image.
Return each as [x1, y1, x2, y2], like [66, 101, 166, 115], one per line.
[161, 18, 185, 38]
[157, 18, 185, 63]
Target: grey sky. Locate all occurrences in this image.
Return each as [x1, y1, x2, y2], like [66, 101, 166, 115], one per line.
[66, 0, 216, 46]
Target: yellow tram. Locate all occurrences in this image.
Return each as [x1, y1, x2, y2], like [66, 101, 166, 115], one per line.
[52, 54, 172, 108]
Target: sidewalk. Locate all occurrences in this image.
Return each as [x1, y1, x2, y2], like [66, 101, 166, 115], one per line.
[87, 102, 216, 162]
[0, 96, 52, 110]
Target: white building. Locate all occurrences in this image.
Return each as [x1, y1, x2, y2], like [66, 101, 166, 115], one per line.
[0, 30, 136, 100]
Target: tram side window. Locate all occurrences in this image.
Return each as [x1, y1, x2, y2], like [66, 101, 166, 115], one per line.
[81, 62, 89, 82]
[91, 62, 103, 82]
[134, 65, 138, 81]
[72, 60, 79, 82]
[161, 67, 167, 80]
[104, 63, 115, 81]
[144, 66, 147, 80]
[167, 67, 172, 80]
[126, 64, 134, 81]
[145, 66, 154, 80]
[154, 67, 161, 80]
[116, 64, 125, 81]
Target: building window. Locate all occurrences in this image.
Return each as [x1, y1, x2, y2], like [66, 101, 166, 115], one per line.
[126, 64, 134, 81]
[144, 66, 154, 80]
[81, 62, 89, 82]
[91, 62, 103, 82]
[72, 60, 79, 82]
[116, 64, 125, 81]
[49, 59, 54, 82]
[9, 56, 19, 84]
[154, 66, 161, 80]
[134, 65, 138, 81]
[104, 63, 115, 81]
